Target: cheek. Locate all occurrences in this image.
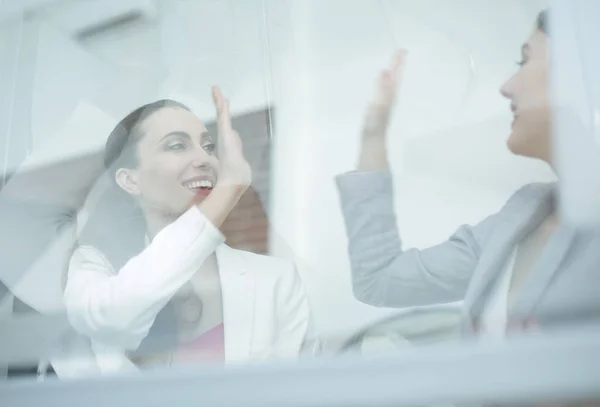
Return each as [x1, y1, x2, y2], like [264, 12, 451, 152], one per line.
[522, 64, 550, 109]
[508, 106, 551, 155]
[138, 158, 184, 193]
[521, 105, 551, 136]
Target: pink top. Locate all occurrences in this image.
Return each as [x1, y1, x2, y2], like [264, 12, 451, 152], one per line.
[173, 324, 225, 364]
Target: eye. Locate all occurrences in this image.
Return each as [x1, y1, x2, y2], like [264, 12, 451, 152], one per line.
[202, 142, 216, 154]
[166, 141, 186, 150]
[516, 55, 528, 67]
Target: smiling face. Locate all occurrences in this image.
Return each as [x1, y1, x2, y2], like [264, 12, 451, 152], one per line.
[115, 106, 219, 217]
[500, 27, 551, 162]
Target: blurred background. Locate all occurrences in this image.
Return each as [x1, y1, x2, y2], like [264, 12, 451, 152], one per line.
[0, 0, 556, 352]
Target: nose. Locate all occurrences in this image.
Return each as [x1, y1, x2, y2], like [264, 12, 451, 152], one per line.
[500, 75, 514, 100]
[190, 145, 218, 170]
[500, 81, 510, 99]
[192, 161, 212, 173]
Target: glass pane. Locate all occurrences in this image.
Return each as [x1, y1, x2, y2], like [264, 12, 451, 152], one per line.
[0, 6, 598, 407]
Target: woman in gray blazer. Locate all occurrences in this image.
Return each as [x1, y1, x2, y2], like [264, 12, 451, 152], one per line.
[336, 10, 599, 340]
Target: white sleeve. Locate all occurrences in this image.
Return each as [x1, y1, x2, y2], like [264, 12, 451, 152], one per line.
[64, 206, 225, 350]
[272, 263, 320, 358]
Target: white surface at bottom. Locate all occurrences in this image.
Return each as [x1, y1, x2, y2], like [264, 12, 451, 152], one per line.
[2, 326, 600, 407]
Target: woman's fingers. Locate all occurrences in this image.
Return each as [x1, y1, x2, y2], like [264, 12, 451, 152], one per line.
[212, 85, 233, 135]
[373, 49, 408, 107]
[209, 86, 252, 188]
[390, 49, 408, 77]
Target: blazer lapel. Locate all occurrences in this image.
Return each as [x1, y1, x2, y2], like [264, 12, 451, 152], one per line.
[216, 245, 255, 363]
[462, 185, 554, 331]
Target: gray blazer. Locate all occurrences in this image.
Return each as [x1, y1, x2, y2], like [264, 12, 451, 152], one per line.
[336, 170, 600, 337]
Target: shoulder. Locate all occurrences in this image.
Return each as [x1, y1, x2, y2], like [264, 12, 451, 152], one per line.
[456, 182, 556, 247]
[477, 182, 555, 227]
[511, 182, 555, 199]
[505, 182, 556, 207]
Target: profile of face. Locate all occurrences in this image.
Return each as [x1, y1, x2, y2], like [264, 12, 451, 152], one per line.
[500, 27, 551, 162]
[115, 106, 219, 216]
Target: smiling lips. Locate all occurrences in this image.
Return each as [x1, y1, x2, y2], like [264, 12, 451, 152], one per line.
[511, 103, 518, 128]
[183, 179, 214, 196]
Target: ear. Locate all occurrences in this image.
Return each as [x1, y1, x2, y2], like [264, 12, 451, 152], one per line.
[115, 168, 141, 196]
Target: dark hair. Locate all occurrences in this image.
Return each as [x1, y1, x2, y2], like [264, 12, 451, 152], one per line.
[104, 99, 190, 181]
[78, 99, 192, 357]
[537, 9, 548, 35]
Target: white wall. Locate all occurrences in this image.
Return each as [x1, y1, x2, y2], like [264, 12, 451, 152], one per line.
[1, 0, 555, 341]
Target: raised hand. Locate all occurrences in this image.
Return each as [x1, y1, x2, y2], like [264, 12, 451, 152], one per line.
[357, 49, 407, 171]
[362, 49, 407, 139]
[194, 87, 252, 227]
[211, 86, 252, 191]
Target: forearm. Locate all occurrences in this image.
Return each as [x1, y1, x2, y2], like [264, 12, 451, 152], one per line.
[357, 137, 389, 172]
[65, 207, 225, 345]
[336, 170, 405, 305]
[336, 170, 474, 307]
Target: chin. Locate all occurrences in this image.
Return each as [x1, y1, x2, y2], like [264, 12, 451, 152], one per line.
[506, 135, 550, 163]
[506, 128, 531, 157]
[507, 140, 534, 158]
[506, 133, 521, 155]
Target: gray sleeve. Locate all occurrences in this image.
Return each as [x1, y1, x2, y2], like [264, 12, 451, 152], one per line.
[335, 170, 499, 308]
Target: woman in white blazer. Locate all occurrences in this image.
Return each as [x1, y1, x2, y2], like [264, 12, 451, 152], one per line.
[59, 87, 316, 377]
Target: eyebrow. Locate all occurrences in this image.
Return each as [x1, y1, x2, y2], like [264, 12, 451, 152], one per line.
[158, 131, 213, 144]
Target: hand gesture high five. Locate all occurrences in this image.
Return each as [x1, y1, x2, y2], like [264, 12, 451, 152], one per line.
[358, 50, 408, 171]
[198, 86, 252, 227]
[212, 86, 252, 191]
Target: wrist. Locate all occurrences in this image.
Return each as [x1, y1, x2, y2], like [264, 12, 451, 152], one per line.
[196, 183, 247, 227]
[361, 134, 387, 146]
[357, 139, 389, 171]
[213, 181, 248, 199]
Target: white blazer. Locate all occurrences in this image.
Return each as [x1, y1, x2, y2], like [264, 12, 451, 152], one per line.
[53, 206, 317, 378]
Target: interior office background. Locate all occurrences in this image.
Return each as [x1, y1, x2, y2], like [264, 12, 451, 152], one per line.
[0, 0, 554, 344]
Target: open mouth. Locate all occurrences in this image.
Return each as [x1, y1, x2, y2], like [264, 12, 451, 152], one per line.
[182, 179, 214, 196]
